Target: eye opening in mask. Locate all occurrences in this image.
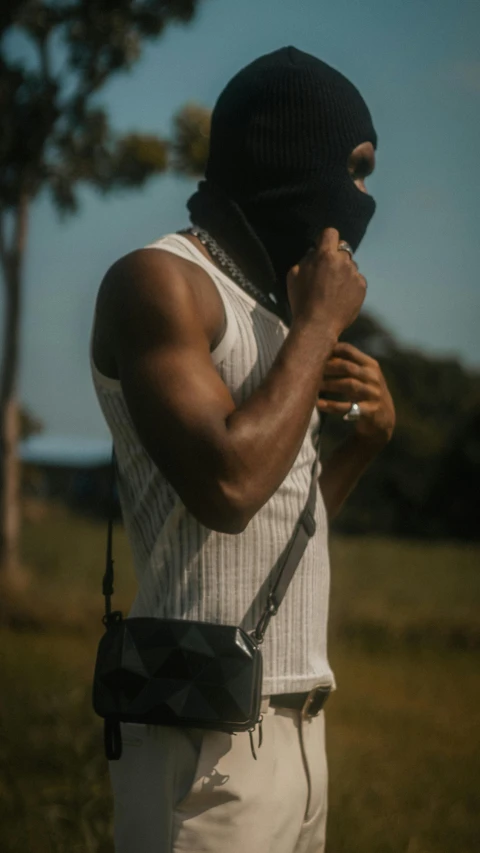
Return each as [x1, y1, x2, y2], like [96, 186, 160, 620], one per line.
[347, 144, 376, 184]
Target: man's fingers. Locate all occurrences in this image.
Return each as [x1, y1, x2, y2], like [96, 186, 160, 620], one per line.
[293, 230, 338, 270]
[323, 358, 363, 379]
[317, 398, 374, 416]
[323, 358, 379, 384]
[332, 341, 376, 366]
[316, 227, 340, 252]
[319, 378, 378, 401]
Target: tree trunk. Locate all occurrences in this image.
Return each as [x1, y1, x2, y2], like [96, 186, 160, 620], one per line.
[0, 196, 28, 596]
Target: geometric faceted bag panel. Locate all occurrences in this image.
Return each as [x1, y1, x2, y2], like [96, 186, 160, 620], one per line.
[93, 616, 262, 730]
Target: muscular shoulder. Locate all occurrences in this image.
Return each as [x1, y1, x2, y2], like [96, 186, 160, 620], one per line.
[95, 247, 225, 372]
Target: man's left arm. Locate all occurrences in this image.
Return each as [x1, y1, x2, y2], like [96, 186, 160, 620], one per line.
[316, 342, 396, 522]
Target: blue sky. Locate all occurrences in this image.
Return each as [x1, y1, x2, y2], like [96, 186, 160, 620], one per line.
[2, 0, 480, 440]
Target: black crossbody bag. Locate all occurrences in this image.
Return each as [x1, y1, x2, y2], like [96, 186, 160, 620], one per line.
[92, 431, 321, 762]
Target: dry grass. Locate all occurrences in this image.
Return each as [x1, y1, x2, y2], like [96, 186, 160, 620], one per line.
[329, 536, 480, 649]
[0, 504, 478, 852]
[327, 645, 480, 852]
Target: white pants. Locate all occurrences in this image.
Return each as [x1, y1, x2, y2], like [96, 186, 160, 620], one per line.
[108, 697, 328, 853]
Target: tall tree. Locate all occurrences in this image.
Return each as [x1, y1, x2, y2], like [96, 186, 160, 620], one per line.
[0, 0, 204, 596]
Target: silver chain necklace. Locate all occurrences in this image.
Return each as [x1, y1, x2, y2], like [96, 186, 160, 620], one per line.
[183, 226, 279, 312]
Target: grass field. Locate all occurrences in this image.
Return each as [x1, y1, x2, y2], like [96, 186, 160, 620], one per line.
[1, 503, 479, 852]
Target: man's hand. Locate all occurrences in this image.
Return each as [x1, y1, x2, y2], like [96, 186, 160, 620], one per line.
[287, 228, 367, 336]
[317, 341, 395, 447]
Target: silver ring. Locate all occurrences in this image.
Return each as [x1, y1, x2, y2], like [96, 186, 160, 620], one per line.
[343, 402, 362, 422]
[338, 241, 353, 259]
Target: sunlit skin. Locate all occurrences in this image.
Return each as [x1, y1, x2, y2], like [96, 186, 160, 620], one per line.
[317, 140, 396, 448]
[347, 139, 376, 195]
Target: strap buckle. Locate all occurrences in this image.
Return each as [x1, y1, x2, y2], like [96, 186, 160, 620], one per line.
[102, 610, 123, 629]
[251, 593, 278, 644]
[301, 684, 331, 720]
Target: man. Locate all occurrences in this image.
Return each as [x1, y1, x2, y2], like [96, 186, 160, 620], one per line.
[90, 46, 395, 853]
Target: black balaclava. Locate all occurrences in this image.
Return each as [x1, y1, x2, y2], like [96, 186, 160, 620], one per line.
[187, 46, 377, 311]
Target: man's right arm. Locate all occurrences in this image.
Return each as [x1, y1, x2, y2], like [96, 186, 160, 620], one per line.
[107, 229, 366, 533]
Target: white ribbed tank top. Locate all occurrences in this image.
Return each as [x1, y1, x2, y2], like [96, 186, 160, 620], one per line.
[89, 233, 335, 695]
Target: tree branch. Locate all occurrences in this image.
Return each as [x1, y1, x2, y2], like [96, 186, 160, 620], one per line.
[72, 66, 110, 112]
[12, 192, 28, 261]
[38, 35, 52, 83]
[0, 208, 9, 276]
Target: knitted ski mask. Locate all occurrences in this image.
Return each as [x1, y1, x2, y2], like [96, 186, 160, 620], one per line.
[189, 46, 377, 300]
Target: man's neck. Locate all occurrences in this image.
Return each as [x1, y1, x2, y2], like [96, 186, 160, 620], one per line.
[181, 230, 291, 325]
[183, 232, 220, 270]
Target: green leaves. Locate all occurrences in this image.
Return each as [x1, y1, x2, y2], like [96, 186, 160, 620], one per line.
[0, 0, 205, 210]
[46, 112, 169, 212]
[0, 59, 59, 204]
[113, 132, 168, 187]
[327, 313, 480, 539]
[170, 102, 211, 177]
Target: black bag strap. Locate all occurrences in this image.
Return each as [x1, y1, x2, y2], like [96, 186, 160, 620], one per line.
[102, 415, 325, 639]
[251, 432, 320, 644]
[102, 444, 117, 624]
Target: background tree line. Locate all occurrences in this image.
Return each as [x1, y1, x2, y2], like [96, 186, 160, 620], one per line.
[329, 313, 480, 540]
